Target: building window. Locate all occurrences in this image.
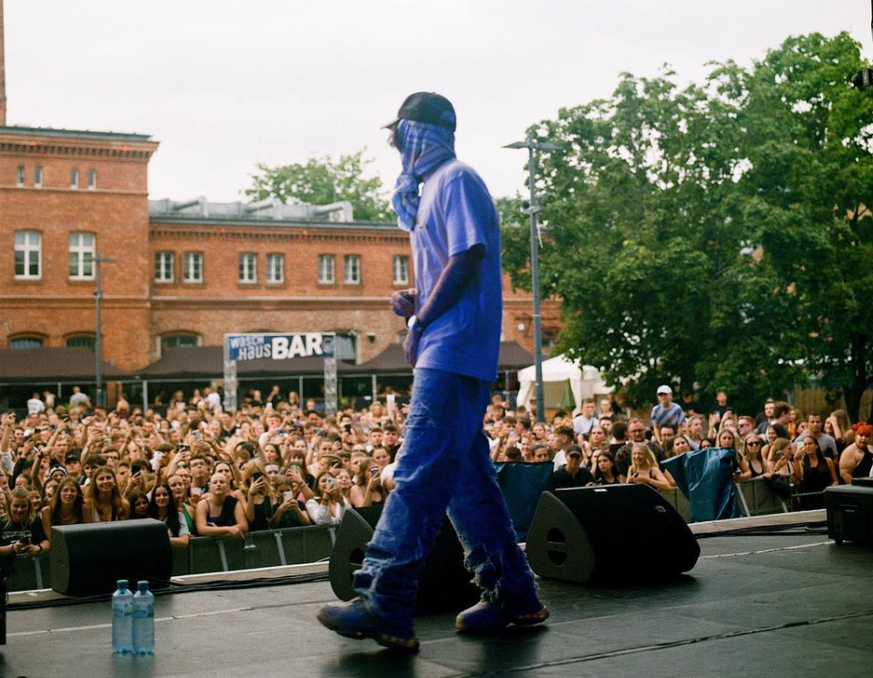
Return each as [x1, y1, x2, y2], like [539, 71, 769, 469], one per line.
[70, 168, 79, 189]
[184, 252, 203, 283]
[239, 252, 257, 284]
[16, 165, 25, 187]
[34, 166, 43, 188]
[14, 231, 42, 280]
[318, 254, 335, 284]
[159, 333, 200, 356]
[154, 251, 174, 283]
[266, 253, 284, 284]
[335, 333, 358, 361]
[10, 337, 44, 349]
[344, 254, 361, 285]
[88, 169, 97, 190]
[69, 232, 96, 280]
[66, 335, 96, 350]
[393, 255, 409, 285]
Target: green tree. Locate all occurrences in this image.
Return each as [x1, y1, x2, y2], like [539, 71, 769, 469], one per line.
[733, 33, 873, 420]
[505, 32, 873, 419]
[246, 150, 392, 222]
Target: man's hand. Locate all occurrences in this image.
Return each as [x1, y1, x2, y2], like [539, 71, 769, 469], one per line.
[404, 329, 421, 368]
[391, 289, 416, 318]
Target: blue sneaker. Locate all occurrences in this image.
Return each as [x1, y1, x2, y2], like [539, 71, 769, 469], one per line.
[317, 599, 420, 653]
[455, 594, 549, 634]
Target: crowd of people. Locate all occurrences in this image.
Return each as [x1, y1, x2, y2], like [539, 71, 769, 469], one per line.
[489, 386, 872, 511]
[2, 384, 872, 575]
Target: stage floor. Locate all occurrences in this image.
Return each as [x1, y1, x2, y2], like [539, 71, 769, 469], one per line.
[3, 529, 873, 678]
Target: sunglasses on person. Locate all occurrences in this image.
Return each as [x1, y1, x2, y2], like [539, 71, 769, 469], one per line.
[746, 441, 761, 447]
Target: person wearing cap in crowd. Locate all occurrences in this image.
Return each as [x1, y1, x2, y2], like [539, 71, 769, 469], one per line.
[64, 453, 83, 482]
[550, 445, 593, 490]
[651, 385, 686, 443]
[318, 92, 547, 653]
[47, 463, 67, 484]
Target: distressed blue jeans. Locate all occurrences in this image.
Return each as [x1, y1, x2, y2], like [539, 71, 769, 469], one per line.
[353, 368, 536, 622]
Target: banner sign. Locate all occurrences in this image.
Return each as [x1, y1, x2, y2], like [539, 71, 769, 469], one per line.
[225, 333, 335, 362]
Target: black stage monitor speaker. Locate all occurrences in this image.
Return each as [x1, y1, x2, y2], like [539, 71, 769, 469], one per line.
[50, 519, 174, 596]
[526, 485, 700, 584]
[851, 477, 873, 488]
[329, 505, 479, 614]
[826, 485, 873, 545]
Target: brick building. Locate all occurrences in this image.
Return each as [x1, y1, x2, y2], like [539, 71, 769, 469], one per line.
[0, 125, 557, 399]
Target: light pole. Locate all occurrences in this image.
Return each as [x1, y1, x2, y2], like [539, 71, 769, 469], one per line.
[504, 132, 560, 424]
[94, 254, 115, 408]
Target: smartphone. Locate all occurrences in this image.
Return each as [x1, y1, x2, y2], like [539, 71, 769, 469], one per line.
[283, 490, 294, 502]
[18, 536, 31, 546]
[326, 477, 337, 490]
[252, 472, 263, 483]
[289, 464, 300, 474]
[191, 486, 204, 496]
[370, 466, 381, 477]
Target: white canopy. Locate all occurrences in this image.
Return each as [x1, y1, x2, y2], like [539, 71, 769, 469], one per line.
[516, 354, 612, 414]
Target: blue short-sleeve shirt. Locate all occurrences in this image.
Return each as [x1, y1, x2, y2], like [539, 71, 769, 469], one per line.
[410, 160, 502, 382]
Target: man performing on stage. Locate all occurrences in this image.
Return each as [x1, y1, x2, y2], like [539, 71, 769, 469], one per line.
[317, 92, 548, 653]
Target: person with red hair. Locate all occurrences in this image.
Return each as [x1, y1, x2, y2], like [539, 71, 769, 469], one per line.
[838, 423, 873, 484]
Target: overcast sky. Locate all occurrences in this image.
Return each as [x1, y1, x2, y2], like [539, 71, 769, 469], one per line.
[4, 1, 870, 209]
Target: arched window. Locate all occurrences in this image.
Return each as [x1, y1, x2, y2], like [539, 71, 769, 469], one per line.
[159, 333, 200, 356]
[10, 336, 44, 349]
[66, 335, 96, 351]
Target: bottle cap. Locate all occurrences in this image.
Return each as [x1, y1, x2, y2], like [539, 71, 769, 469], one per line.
[117, 579, 128, 588]
[137, 580, 149, 591]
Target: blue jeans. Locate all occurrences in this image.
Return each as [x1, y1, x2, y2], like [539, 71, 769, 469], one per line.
[353, 368, 536, 621]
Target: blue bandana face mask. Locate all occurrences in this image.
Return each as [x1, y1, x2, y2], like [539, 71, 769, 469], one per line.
[390, 119, 456, 231]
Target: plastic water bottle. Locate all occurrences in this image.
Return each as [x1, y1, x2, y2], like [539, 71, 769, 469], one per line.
[111, 579, 133, 654]
[132, 580, 155, 655]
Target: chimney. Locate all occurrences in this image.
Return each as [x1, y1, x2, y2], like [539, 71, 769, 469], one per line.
[0, 0, 6, 126]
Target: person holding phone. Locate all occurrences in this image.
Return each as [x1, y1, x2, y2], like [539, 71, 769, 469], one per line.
[269, 480, 312, 529]
[318, 94, 546, 653]
[243, 467, 273, 531]
[350, 459, 387, 508]
[306, 472, 347, 525]
[1, 487, 48, 578]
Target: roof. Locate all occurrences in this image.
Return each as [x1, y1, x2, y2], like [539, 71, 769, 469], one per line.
[138, 346, 358, 379]
[0, 348, 131, 382]
[0, 126, 153, 143]
[138, 342, 533, 380]
[149, 197, 396, 229]
[353, 341, 535, 374]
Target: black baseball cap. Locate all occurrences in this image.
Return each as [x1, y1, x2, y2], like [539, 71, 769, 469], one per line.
[384, 92, 457, 132]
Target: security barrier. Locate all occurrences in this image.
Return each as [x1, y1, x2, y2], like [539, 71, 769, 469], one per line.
[734, 477, 790, 517]
[0, 479, 808, 592]
[5, 524, 337, 592]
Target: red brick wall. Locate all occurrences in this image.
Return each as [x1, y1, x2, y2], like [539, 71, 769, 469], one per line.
[0, 131, 156, 370]
[0, 130, 557, 374]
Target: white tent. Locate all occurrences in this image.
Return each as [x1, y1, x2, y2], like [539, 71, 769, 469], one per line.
[516, 355, 612, 414]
